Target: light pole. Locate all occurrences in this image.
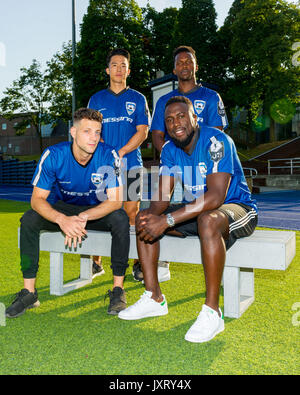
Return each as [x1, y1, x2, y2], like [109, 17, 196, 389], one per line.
[72, 0, 76, 122]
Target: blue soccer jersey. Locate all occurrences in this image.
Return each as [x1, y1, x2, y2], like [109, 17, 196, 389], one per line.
[32, 141, 122, 206]
[88, 87, 151, 170]
[160, 126, 257, 211]
[151, 85, 228, 141]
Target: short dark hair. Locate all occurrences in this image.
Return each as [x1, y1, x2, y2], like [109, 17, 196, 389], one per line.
[165, 96, 194, 112]
[73, 108, 103, 124]
[173, 46, 197, 64]
[106, 48, 130, 66]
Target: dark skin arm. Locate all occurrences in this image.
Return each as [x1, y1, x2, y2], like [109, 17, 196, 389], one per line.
[152, 130, 166, 153]
[137, 172, 231, 242]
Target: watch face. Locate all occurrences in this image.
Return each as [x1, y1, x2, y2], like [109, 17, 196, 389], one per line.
[167, 213, 175, 226]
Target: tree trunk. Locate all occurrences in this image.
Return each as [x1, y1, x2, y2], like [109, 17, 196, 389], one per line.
[269, 118, 276, 142]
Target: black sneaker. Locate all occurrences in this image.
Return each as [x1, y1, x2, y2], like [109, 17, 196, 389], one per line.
[132, 261, 144, 282]
[106, 287, 126, 315]
[92, 262, 105, 279]
[6, 288, 40, 318]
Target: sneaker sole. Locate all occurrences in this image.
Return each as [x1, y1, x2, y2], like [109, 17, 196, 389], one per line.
[6, 300, 41, 319]
[92, 269, 105, 279]
[132, 270, 143, 282]
[184, 322, 225, 343]
[118, 309, 168, 321]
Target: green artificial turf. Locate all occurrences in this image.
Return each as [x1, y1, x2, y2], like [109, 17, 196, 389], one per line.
[0, 199, 299, 375]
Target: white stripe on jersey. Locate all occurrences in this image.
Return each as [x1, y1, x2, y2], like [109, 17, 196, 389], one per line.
[32, 149, 50, 186]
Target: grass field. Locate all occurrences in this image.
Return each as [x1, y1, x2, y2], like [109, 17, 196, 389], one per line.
[0, 199, 299, 375]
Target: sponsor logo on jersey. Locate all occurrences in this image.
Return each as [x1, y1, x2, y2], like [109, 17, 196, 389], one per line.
[217, 99, 226, 117]
[91, 173, 104, 186]
[209, 136, 224, 173]
[194, 100, 206, 114]
[126, 102, 136, 116]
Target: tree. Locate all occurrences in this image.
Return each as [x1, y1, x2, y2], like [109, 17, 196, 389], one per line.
[175, 0, 221, 84]
[0, 59, 51, 153]
[142, 5, 179, 78]
[75, 0, 149, 107]
[45, 42, 73, 124]
[220, 0, 300, 144]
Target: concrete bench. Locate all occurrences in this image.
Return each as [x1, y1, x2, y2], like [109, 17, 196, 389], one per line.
[35, 228, 296, 319]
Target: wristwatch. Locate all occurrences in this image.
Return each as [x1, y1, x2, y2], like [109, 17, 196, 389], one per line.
[166, 213, 176, 227]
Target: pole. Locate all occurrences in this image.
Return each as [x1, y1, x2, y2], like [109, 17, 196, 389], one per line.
[72, 0, 76, 124]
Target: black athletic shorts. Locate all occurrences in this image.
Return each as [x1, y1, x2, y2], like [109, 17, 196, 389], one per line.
[164, 202, 258, 250]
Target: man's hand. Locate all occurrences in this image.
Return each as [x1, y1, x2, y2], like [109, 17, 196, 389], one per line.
[136, 211, 168, 242]
[56, 214, 88, 248]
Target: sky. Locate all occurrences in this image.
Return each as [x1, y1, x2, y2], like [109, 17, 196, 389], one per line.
[0, 0, 297, 100]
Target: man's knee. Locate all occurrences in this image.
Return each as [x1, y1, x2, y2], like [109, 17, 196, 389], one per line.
[20, 209, 42, 229]
[108, 209, 130, 231]
[197, 211, 222, 237]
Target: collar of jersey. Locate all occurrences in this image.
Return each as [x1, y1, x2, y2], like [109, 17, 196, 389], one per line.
[70, 143, 95, 168]
[177, 83, 202, 96]
[107, 86, 129, 97]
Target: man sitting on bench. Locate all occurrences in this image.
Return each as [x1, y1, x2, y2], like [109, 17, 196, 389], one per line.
[118, 96, 258, 343]
[6, 108, 130, 318]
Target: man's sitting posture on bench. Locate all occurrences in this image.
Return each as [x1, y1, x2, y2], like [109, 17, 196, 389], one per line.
[118, 96, 258, 343]
[6, 108, 130, 318]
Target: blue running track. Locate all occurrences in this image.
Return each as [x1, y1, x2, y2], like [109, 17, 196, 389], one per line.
[0, 185, 299, 231]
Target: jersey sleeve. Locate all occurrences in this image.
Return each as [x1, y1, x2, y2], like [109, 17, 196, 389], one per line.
[135, 94, 151, 127]
[87, 94, 96, 109]
[205, 133, 234, 176]
[150, 96, 167, 134]
[205, 93, 228, 130]
[159, 142, 178, 177]
[31, 148, 56, 191]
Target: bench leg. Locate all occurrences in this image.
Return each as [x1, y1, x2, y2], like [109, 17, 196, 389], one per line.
[49, 253, 93, 296]
[50, 252, 64, 296]
[223, 267, 255, 318]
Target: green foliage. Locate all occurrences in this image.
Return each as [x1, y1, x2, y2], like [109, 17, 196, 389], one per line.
[45, 42, 73, 124]
[220, 0, 300, 143]
[0, 59, 51, 153]
[142, 5, 179, 77]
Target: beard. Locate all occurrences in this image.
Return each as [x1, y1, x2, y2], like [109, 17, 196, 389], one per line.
[170, 128, 196, 149]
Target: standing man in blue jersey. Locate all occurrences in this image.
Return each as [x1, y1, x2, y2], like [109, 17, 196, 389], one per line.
[88, 48, 150, 279]
[119, 97, 258, 343]
[133, 45, 229, 284]
[151, 45, 228, 151]
[6, 108, 130, 318]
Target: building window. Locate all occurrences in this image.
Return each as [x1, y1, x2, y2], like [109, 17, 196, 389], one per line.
[2, 123, 7, 130]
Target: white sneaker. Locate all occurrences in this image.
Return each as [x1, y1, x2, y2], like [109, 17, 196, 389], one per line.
[184, 304, 224, 343]
[118, 291, 168, 320]
[141, 261, 171, 284]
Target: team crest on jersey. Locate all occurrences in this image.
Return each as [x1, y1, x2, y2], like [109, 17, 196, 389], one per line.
[126, 102, 136, 116]
[91, 173, 104, 186]
[194, 100, 206, 114]
[198, 162, 207, 177]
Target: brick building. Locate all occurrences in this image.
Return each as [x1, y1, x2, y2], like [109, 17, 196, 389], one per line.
[0, 113, 69, 157]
